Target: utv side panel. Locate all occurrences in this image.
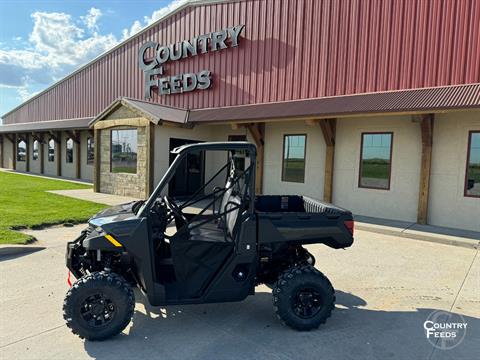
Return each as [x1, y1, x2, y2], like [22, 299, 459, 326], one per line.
[169, 231, 234, 300]
[202, 218, 257, 302]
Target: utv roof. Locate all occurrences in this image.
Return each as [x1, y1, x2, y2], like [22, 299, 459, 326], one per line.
[171, 141, 256, 155]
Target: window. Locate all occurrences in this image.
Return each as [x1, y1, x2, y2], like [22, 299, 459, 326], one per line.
[48, 139, 55, 162]
[17, 139, 26, 162]
[87, 137, 94, 165]
[282, 134, 306, 183]
[66, 138, 74, 163]
[111, 129, 137, 174]
[33, 140, 39, 160]
[359, 132, 393, 190]
[465, 131, 480, 197]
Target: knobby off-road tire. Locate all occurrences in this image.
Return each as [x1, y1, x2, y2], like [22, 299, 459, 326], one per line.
[273, 265, 335, 331]
[264, 251, 316, 290]
[63, 271, 135, 341]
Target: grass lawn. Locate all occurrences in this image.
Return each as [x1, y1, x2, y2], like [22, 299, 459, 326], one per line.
[0, 172, 107, 245]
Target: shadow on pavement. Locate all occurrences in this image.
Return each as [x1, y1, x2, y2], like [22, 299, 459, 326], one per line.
[0, 246, 45, 261]
[83, 290, 479, 360]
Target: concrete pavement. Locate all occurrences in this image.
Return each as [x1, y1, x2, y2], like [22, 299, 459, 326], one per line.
[0, 225, 479, 360]
[47, 189, 140, 206]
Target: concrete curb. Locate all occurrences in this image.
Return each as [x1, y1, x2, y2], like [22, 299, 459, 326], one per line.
[356, 223, 479, 249]
[0, 245, 46, 257]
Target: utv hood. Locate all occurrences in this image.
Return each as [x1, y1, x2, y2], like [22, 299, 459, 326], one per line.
[89, 201, 139, 226]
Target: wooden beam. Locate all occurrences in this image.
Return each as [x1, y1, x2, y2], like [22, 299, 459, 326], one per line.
[319, 119, 336, 146]
[4, 134, 14, 144]
[246, 123, 265, 195]
[93, 128, 101, 192]
[94, 117, 149, 130]
[417, 114, 434, 224]
[146, 123, 155, 196]
[305, 119, 320, 126]
[317, 119, 336, 202]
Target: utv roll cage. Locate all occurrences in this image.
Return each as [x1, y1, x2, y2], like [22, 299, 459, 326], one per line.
[139, 141, 257, 233]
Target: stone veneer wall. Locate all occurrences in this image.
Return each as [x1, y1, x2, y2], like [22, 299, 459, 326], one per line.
[99, 126, 147, 198]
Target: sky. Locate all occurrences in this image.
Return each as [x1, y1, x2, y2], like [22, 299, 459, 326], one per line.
[0, 0, 188, 119]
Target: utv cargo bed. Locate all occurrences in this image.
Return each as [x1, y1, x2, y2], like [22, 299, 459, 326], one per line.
[255, 195, 354, 249]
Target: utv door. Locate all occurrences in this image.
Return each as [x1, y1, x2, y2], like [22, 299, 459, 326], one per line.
[168, 215, 257, 303]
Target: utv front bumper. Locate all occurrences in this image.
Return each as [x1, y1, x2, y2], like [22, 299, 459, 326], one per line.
[65, 231, 87, 279]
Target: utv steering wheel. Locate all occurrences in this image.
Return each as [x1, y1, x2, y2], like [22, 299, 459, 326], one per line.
[163, 196, 187, 228]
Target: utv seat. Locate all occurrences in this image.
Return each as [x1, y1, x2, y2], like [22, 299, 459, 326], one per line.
[188, 195, 241, 243]
[187, 174, 242, 242]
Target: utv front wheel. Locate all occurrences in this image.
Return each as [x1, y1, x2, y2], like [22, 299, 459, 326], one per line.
[63, 271, 135, 341]
[273, 265, 335, 331]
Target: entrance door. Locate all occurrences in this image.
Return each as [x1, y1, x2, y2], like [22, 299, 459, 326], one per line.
[169, 138, 205, 198]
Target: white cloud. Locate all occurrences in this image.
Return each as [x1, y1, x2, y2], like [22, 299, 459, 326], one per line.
[121, 0, 189, 40]
[81, 8, 102, 31]
[17, 86, 40, 102]
[0, 8, 118, 101]
[28, 11, 117, 68]
[122, 20, 143, 40]
[1, 1, 189, 106]
[144, 0, 189, 25]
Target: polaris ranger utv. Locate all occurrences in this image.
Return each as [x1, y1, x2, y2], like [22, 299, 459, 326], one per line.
[64, 142, 354, 340]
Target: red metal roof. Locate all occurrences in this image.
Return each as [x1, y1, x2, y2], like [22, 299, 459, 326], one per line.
[90, 97, 188, 125]
[0, 117, 92, 133]
[2, 0, 480, 125]
[2, 84, 479, 133]
[188, 84, 480, 123]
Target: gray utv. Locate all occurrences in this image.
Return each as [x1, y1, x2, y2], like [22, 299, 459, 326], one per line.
[64, 142, 354, 340]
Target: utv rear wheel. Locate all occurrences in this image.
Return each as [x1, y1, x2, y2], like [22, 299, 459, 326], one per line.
[63, 271, 135, 341]
[273, 265, 335, 331]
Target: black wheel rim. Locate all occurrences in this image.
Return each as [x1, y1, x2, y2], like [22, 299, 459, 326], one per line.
[292, 287, 323, 319]
[80, 293, 116, 327]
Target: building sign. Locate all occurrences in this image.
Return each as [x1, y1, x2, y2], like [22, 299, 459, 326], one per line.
[139, 25, 245, 99]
